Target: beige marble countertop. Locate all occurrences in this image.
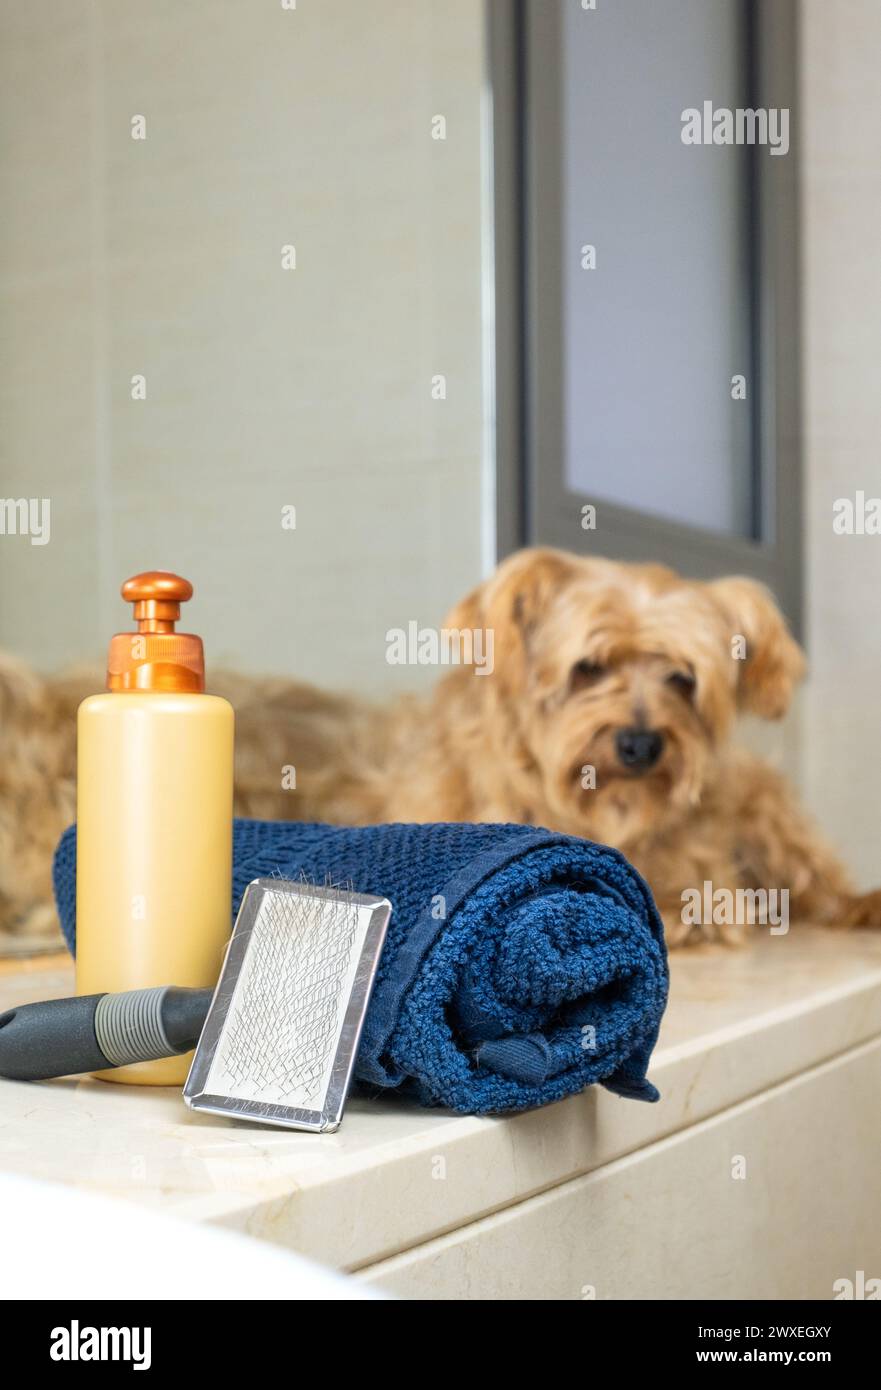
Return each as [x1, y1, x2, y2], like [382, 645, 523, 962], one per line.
[1, 927, 880, 1271]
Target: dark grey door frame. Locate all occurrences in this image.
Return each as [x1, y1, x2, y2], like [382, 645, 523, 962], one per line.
[487, 0, 803, 637]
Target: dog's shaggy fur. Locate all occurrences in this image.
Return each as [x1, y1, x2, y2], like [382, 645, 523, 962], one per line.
[2, 547, 879, 950]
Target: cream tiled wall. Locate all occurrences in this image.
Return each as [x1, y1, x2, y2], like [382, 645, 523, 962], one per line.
[641, 1, 881, 893]
[798, 0, 881, 888]
[0, 0, 486, 693]
[2, 1, 878, 888]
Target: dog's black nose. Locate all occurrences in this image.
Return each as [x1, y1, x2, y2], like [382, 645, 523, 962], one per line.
[615, 727, 664, 771]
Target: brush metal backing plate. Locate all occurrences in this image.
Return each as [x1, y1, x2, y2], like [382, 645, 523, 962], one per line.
[184, 878, 391, 1132]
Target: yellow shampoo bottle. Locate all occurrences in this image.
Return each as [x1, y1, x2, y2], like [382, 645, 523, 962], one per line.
[76, 571, 233, 1085]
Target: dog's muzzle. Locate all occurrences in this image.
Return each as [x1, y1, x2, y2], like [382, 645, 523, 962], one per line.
[615, 727, 664, 772]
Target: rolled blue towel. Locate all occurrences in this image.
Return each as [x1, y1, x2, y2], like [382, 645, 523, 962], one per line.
[53, 820, 668, 1115]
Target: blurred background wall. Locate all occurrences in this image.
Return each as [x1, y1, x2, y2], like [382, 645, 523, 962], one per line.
[736, 0, 881, 891]
[798, 0, 881, 887]
[0, 0, 487, 693]
[1, 0, 878, 888]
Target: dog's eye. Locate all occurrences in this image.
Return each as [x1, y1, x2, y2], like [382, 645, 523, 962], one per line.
[570, 660, 606, 692]
[667, 670, 696, 699]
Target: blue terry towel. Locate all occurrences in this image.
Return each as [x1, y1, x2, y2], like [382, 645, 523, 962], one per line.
[53, 820, 668, 1115]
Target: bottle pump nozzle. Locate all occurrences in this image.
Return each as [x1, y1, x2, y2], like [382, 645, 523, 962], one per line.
[107, 571, 205, 693]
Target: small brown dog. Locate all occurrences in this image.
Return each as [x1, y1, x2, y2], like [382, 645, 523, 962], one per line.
[2, 546, 878, 949]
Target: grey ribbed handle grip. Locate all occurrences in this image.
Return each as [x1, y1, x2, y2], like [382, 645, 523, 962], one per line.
[0, 987, 212, 1081]
[95, 987, 175, 1067]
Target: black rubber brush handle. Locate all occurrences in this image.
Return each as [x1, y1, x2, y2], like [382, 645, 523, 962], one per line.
[0, 987, 212, 1081]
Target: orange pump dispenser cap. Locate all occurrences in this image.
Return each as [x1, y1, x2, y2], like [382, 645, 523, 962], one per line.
[107, 572, 205, 692]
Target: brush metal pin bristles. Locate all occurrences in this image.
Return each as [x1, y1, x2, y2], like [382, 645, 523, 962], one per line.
[184, 877, 391, 1132]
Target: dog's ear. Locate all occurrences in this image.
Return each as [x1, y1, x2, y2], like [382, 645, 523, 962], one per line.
[443, 548, 579, 685]
[706, 576, 805, 718]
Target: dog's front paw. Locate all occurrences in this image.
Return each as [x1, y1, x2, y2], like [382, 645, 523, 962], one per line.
[659, 904, 745, 949]
[841, 889, 881, 929]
